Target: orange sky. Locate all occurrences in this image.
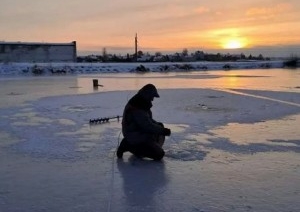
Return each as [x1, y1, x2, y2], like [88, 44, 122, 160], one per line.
[0, 0, 299, 56]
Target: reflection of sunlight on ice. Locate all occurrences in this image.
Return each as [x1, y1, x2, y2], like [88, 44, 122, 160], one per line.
[165, 114, 300, 160]
[209, 115, 300, 146]
[222, 73, 240, 88]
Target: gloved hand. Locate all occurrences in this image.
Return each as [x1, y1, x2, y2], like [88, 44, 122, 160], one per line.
[157, 122, 164, 127]
[163, 128, 171, 136]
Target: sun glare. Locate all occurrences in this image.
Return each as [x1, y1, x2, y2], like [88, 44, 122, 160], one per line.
[222, 38, 247, 49]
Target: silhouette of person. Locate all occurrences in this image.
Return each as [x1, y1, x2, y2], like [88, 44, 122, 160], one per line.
[117, 84, 171, 160]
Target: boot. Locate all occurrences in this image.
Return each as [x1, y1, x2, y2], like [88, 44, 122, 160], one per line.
[117, 138, 129, 158]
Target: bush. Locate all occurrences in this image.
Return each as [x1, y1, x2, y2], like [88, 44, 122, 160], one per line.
[283, 56, 298, 68]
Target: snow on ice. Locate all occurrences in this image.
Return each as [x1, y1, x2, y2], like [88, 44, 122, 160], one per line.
[0, 68, 300, 212]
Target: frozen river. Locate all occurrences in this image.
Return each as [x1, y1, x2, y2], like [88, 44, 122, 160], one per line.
[0, 68, 300, 212]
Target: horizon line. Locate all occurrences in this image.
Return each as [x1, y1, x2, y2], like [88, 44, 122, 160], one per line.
[78, 45, 300, 58]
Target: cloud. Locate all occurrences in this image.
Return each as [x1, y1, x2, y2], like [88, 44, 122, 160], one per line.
[194, 6, 210, 14]
[246, 3, 292, 17]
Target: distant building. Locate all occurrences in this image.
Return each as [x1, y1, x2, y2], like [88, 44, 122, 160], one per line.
[0, 41, 77, 62]
[137, 55, 152, 62]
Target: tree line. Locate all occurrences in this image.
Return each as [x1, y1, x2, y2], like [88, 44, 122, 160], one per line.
[77, 48, 270, 63]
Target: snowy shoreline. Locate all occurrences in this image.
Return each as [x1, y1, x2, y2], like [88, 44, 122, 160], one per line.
[0, 60, 287, 76]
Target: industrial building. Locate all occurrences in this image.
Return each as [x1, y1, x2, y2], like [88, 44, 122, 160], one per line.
[0, 41, 77, 62]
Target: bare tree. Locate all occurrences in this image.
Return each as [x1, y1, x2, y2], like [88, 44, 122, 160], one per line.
[182, 48, 188, 57]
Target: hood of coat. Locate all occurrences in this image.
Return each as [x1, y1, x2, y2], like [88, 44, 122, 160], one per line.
[129, 93, 153, 110]
[137, 84, 160, 102]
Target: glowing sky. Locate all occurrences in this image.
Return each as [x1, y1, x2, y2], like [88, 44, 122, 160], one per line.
[1, 0, 300, 56]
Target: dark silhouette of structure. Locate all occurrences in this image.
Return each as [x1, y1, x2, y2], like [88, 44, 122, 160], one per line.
[135, 33, 138, 62]
[0, 41, 77, 62]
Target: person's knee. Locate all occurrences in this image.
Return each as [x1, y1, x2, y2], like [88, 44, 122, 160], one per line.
[153, 149, 165, 161]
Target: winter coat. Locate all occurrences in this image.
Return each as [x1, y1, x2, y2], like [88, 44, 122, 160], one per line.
[122, 92, 165, 145]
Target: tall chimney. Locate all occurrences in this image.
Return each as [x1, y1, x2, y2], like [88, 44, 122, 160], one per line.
[135, 33, 138, 62]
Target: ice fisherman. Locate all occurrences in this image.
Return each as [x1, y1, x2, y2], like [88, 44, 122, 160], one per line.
[117, 84, 171, 160]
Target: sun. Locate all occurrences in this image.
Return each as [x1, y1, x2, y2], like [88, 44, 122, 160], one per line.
[224, 40, 242, 49]
[222, 38, 246, 49]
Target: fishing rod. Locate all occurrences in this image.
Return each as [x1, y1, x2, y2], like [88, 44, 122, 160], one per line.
[89, 115, 122, 124]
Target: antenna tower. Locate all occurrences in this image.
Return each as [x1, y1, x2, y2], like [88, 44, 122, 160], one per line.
[135, 33, 138, 62]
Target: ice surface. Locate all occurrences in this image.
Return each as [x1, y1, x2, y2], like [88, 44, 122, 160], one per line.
[0, 69, 300, 212]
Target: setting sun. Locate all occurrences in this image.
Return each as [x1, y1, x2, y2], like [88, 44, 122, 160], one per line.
[211, 29, 249, 50]
[222, 39, 245, 49]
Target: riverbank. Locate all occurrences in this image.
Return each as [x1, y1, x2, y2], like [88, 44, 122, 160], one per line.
[0, 60, 287, 76]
